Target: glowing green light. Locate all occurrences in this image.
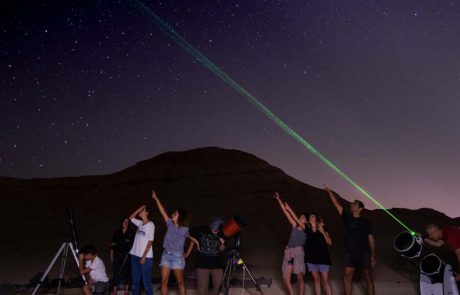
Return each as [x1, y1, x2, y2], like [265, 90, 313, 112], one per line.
[130, 0, 415, 234]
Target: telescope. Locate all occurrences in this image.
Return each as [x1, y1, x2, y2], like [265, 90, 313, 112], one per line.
[394, 232, 458, 295]
[222, 214, 247, 240]
[31, 208, 87, 295]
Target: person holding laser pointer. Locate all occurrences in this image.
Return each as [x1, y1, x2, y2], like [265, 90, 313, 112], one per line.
[325, 185, 376, 295]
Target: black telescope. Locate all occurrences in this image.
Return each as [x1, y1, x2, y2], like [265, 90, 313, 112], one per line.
[67, 208, 79, 253]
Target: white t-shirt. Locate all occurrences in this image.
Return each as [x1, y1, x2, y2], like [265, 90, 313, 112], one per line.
[130, 218, 155, 258]
[85, 256, 109, 282]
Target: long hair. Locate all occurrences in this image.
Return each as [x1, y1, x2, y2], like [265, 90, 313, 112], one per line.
[176, 208, 191, 227]
[305, 212, 318, 230]
[119, 216, 135, 235]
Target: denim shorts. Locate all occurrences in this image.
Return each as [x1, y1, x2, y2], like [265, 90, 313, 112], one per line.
[160, 251, 185, 269]
[306, 263, 330, 273]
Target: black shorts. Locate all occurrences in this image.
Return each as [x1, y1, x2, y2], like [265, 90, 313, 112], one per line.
[345, 252, 371, 269]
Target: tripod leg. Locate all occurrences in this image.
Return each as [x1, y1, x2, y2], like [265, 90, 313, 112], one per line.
[68, 241, 88, 284]
[56, 244, 70, 295]
[111, 253, 129, 294]
[32, 242, 67, 295]
[224, 262, 233, 295]
[242, 263, 263, 294]
[217, 258, 232, 295]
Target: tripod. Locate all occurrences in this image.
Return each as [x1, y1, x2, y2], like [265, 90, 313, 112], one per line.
[32, 241, 87, 295]
[217, 248, 263, 295]
[110, 252, 130, 293]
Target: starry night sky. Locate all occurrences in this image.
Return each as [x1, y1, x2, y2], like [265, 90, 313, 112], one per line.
[1, 1, 459, 217]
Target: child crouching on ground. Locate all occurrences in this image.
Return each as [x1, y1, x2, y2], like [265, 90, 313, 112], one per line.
[79, 244, 110, 295]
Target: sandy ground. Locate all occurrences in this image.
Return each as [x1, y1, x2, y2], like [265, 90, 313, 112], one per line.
[19, 281, 418, 295]
[15, 260, 420, 295]
[8, 243, 423, 295]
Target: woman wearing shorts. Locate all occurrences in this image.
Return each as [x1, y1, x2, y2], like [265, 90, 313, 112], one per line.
[304, 213, 332, 295]
[274, 192, 307, 295]
[152, 190, 198, 295]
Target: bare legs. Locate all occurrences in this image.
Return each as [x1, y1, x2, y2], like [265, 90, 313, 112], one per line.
[283, 265, 305, 295]
[310, 271, 332, 295]
[344, 267, 374, 295]
[283, 265, 295, 295]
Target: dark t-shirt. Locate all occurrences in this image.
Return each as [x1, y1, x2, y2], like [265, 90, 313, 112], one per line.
[443, 226, 460, 251]
[304, 227, 332, 265]
[111, 229, 135, 254]
[342, 211, 373, 254]
[190, 226, 224, 269]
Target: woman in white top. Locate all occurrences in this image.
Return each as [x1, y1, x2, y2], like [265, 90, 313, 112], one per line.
[129, 205, 155, 295]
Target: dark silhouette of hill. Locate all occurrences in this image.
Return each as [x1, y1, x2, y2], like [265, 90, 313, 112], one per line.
[0, 147, 456, 283]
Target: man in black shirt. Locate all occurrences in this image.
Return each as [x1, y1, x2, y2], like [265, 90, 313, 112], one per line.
[326, 186, 376, 295]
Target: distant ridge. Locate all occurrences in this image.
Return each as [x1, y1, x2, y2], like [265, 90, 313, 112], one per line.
[0, 147, 456, 283]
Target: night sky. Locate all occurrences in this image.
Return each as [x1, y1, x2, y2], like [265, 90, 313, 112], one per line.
[1, 1, 459, 217]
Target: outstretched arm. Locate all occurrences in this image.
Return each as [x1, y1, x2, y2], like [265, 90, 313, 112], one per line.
[273, 192, 296, 227]
[325, 185, 343, 215]
[284, 202, 305, 230]
[152, 190, 169, 223]
[129, 205, 145, 221]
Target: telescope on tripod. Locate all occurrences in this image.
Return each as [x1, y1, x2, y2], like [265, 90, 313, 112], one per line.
[394, 231, 459, 295]
[217, 214, 264, 295]
[31, 208, 87, 295]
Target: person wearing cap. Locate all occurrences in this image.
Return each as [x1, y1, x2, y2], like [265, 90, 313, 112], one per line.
[188, 218, 226, 295]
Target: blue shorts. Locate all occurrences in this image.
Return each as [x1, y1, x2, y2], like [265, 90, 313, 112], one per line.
[160, 251, 185, 270]
[306, 263, 330, 273]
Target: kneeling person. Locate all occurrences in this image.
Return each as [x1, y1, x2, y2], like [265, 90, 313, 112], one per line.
[79, 244, 110, 295]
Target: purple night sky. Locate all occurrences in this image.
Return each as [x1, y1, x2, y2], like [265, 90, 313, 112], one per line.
[1, 1, 459, 217]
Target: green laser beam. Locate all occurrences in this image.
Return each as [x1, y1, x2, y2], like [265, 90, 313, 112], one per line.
[130, 0, 415, 235]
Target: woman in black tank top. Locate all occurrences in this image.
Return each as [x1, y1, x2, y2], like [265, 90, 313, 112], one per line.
[304, 213, 333, 295]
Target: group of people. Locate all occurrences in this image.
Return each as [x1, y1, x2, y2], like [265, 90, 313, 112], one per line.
[76, 187, 460, 295]
[275, 186, 375, 295]
[78, 190, 227, 295]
